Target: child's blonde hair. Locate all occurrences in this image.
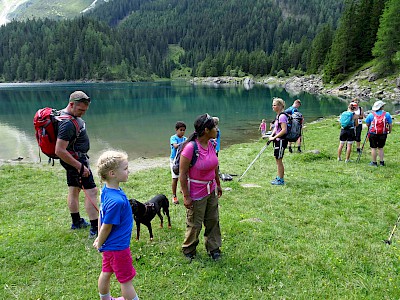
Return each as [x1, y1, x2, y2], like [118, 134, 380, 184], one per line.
[97, 150, 128, 181]
[273, 97, 286, 109]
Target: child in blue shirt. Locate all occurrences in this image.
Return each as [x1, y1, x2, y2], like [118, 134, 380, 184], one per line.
[170, 121, 187, 204]
[94, 150, 139, 300]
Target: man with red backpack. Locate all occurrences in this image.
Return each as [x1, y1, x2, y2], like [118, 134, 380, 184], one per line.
[55, 91, 99, 237]
[365, 100, 392, 166]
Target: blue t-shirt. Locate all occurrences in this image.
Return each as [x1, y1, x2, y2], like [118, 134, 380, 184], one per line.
[99, 186, 133, 252]
[170, 134, 186, 159]
[365, 110, 392, 134]
[215, 129, 221, 152]
[284, 106, 298, 115]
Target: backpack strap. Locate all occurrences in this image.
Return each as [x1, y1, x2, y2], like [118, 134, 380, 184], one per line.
[190, 140, 199, 167]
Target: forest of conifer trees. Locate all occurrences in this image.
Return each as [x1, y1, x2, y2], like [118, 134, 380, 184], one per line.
[0, 0, 398, 83]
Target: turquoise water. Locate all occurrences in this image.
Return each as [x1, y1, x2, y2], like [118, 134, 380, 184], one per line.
[0, 81, 347, 161]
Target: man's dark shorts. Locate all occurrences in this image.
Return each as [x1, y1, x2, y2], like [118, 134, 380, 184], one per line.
[339, 128, 355, 142]
[273, 139, 288, 159]
[355, 125, 362, 142]
[60, 159, 96, 189]
[369, 133, 387, 149]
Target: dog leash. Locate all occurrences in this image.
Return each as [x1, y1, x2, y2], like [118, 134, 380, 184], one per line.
[79, 163, 99, 212]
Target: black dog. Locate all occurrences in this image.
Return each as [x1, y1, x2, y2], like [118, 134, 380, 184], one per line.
[129, 194, 171, 240]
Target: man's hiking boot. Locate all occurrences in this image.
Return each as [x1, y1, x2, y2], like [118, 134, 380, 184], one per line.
[89, 227, 98, 239]
[369, 161, 378, 167]
[71, 218, 89, 230]
[345, 159, 352, 163]
[172, 196, 179, 205]
[380, 161, 385, 166]
[288, 146, 293, 153]
[271, 177, 284, 185]
[337, 157, 342, 162]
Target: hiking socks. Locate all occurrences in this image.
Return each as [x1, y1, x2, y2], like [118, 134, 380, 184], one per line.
[380, 161, 385, 166]
[71, 212, 81, 225]
[288, 146, 293, 153]
[99, 292, 111, 300]
[357, 148, 361, 153]
[90, 219, 99, 233]
[297, 146, 301, 153]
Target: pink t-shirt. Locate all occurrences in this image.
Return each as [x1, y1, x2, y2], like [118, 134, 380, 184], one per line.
[274, 113, 288, 141]
[181, 139, 218, 200]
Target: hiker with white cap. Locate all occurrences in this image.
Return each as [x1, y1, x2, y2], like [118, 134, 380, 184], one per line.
[365, 100, 392, 166]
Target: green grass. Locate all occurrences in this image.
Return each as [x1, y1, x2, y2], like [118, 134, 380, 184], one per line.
[1, 117, 400, 299]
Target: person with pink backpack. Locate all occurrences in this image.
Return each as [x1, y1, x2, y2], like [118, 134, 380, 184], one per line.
[365, 100, 393, 166]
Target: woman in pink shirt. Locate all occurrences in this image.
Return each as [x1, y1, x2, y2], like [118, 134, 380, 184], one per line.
[268, 98, 288, 185]
[179, 113, 223, 261]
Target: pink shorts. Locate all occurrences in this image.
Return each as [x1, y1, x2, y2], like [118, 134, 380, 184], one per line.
[102, 247, 137, 283]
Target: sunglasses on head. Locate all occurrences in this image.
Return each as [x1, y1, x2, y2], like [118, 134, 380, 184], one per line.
[202, 113, 213, 126]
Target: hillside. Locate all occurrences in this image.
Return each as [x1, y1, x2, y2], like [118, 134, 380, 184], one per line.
[0, 0, 101, 25]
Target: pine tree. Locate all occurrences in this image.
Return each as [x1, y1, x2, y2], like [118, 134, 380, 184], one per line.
[372, 0, 400, 76]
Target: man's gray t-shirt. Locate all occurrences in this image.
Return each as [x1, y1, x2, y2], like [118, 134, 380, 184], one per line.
[57, 113, 90, 155]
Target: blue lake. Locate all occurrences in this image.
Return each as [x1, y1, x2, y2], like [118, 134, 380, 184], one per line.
[0, 81, 352, 162]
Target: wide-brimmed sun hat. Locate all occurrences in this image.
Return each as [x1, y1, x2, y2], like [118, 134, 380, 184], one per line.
[372, 100, 385, 111]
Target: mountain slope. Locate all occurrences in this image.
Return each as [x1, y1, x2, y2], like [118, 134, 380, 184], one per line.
[0, 0, 102, 24]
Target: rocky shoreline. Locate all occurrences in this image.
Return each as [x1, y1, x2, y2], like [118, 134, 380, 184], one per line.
[190, 67, 400, 104]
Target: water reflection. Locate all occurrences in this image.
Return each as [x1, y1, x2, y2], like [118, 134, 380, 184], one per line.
[0, 81, 353, 162]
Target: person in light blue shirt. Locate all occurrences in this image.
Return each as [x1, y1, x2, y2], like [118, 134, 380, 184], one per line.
[365, 100, 392, 166]
[170, 121, 187, 204]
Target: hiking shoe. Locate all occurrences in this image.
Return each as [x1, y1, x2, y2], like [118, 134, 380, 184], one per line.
[173, 196, 179, 204]
[88, 227, 98, 239]
[110, 297, 124, 300]
[71, 218, 89, 230]
[345, 159, 352, 163]
[337, 157, 342, 162]
[271, 178, 284, 185]
[369, 161, 378, 167]
[380, 161, 385, 166]
[288, 147, 293, 153]
[183, 251, 196, 262]
[209, 249, 222, 261]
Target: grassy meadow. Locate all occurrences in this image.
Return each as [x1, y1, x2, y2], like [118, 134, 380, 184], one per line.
[1, 117, 400, 299]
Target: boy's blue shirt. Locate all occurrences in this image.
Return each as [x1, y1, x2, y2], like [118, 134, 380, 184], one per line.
[170, 134, 186, 159]
[99, 185, 133, 252]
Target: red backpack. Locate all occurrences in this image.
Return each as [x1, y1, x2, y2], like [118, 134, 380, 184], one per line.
[370, 111, 387, 134]
[33, 107, 80, 159]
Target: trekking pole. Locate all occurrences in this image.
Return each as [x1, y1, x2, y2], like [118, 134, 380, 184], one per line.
[301, 128, 305, 151]
[384, 213, 400, 245]
[238, 141, 271, 182]
[356, 132, 369, 163]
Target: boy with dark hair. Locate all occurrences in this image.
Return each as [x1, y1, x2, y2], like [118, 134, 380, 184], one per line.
[170, 121, 187, 204]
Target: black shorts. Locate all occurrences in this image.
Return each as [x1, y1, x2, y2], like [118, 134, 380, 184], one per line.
[339, 128, 355, 143]
[355, 125, 362, 142]
[273, 139, 288, 159]
[60, 159, 96, 189]
[369, 134, 387, 149]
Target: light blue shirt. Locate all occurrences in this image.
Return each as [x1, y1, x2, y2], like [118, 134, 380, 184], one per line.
[170, 134, 186, 159]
